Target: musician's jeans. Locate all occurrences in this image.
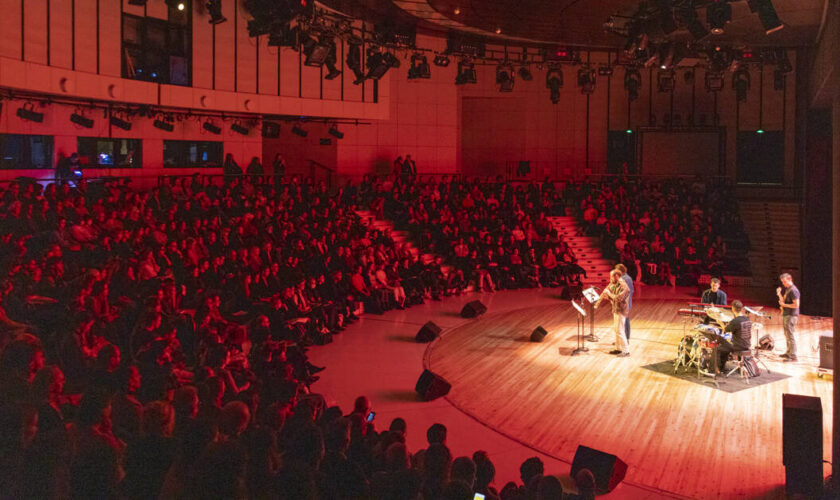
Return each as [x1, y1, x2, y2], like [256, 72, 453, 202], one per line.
[613, 312, 629, 353]
[783, 315, 798, 356]
[624, 315, 631, 343]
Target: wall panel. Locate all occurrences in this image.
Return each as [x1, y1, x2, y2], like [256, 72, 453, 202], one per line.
[257, 37, 278, 95]
[212, 0, 235, 91]
[49, 0, 73, 69]
[74, 0, 97, 73]
[235, 0, 256, 94]
[99, 0, 121, 76]
[192, 0, 213, 89]
[24, 0, 48, 65]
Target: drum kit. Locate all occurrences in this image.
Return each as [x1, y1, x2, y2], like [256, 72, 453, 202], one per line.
[674, 304, 767, 382]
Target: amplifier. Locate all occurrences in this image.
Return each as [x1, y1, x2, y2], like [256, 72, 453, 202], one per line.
[819, 336, 833, 370]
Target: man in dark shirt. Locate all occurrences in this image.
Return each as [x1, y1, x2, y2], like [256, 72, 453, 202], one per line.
[615, 264, 634, 343]
[776, 273, 801, 361]
[701, 278, 727, 305]
[720, 300, 752, 370]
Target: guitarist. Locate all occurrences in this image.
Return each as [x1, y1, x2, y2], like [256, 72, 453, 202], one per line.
[776, 273, 801, 362]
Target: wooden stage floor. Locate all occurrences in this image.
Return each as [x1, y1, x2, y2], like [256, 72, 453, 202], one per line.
[425, 293, 833, 499]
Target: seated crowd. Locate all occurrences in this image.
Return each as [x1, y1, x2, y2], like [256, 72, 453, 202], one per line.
[565, 177, 749, 286]
[0, 172, 600, 499]
[358, 175, 588, 293]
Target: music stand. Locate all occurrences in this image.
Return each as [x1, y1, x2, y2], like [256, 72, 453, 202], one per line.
[570, 299, 589, 356]
[581, 287, 600, 342]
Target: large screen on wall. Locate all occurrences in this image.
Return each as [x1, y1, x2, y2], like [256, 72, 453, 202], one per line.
[640, 130, 722, 176]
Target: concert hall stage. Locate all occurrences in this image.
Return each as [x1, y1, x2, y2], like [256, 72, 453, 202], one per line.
[309, 286, 832, 499]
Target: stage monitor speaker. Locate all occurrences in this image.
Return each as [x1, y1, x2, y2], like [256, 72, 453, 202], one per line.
[416, 321, 442, 343]
[530, 326, 548, 342]
[570, 445, 627, 494]
[782, 394, 823, 497]
[415, 369, 451, 401]
[460, 300, 487, 318]
[758, 334, 775, 351]
[818, 335, 832, 370]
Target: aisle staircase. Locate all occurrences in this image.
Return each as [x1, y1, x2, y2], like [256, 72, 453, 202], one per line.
[547, 216, 612, 286]
[739, 201, 801, 288]
[354, 209, 427, 262]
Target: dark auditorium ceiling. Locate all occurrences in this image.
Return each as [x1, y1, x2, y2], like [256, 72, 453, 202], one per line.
[319, 0, 827, 47]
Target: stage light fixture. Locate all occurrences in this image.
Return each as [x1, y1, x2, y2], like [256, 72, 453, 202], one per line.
[203, 121, 222, 134]
[231, 122, 249, 135]
[110, 116, 132, 131]
[346, 43, 365, 84]
[518, 66, 533, 81]
[732, 68, 750, 102]
[657, 71, 675, 92]
[545, 66, 563, 104]
[747, 0, 784, 34]
[657, 0, 677, 34]
[705, 71, 724, 92]
[408, 54, 431, 80]
[70, 112, 94, 128]
[207, 0, 226, 24]
[455, 59, 476, 85]
[597, 66, 614, 77]
[154, 119, 174, 132]
[496, 64, 515, 92]
[16, 105, 43, 123]
[433, 54, 450, 67]
[165, 0, 186, 11]
[624, 69, 642, 101]
[291, 124, 308, 137]
[323, 39, 341, 80]
[262, 121, 280, 138]
[577, 67, 595, 95]
[328, 125, 344, 139]
[303, 37, 332, 67]
[707, 1, 732, 35]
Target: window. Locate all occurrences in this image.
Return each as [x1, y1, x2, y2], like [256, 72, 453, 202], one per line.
[163, 140, 223, 168]
[122, 9, 191, 86]
[0, 134, 54, 169]
[77, 138, 142, 168]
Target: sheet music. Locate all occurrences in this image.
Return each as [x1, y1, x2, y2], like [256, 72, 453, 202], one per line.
[572, 300, 586, 317]
[582, 287, 600, 304]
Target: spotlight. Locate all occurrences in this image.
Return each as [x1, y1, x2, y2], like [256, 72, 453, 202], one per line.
[748, 0, 784, 34]
[705, 71, 724, 92]
[455, 59, 477, 85]
[328, 125, 344, 139]
[657, 0, 677, 34]
[207, 0, 226, 24]
[262, 121, 280, 138]
[154, 119, 174, 132]
[597, 66, 614, 77]
[433, 55, 450, 67]
[70, 112, 94, 128]
[346, 43, 365, 84]
[657, 71, 675, 92]
[110, 116, 132, 131]
[545, 66, 563, 104]
[364, 51, 397, 81]
[518, 66, 533, 81]
[231, 122, 249, 135]
[303, 37, 332, 67]
[323, 39, 341, 80]
[291, 124, 307, 137]
[496, 64, 515, 92]
[624, 69, 642, 101]
[707, 1, 732, 35]
[203, 121, 222, 134]
[16, 105, 43, 123]
[577, 67, 595, 95]
[732, 68, 750, 102]
[165, 0, 186, 11]
[408, 54, 431, 80]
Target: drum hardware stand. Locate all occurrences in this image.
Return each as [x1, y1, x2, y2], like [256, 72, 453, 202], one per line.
[744, 308, 772, 374]
[570, 299, 589, 356]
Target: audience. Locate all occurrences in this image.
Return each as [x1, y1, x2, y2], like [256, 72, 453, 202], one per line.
[0, 165, 737, 498]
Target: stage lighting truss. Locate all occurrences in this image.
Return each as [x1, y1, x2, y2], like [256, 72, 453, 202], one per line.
[496, 63, 515, 92]
[545, 66, 563, 104]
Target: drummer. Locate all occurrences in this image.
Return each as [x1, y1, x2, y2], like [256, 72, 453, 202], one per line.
[718, 300, 752, 370]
